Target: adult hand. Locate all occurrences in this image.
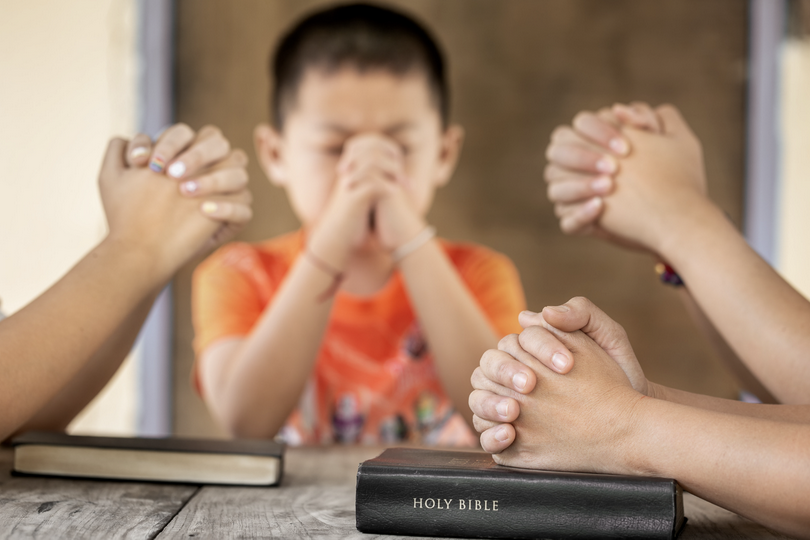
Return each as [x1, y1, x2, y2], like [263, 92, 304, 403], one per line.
[545, 103, 665, 251]
[471, 321, 644, 474]
[99, 124, 252, 282]
[470, 297, 650, 456]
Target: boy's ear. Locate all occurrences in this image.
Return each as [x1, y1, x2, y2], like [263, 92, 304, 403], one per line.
[254, 123, 286, 187]
[434, 124, 464, 187]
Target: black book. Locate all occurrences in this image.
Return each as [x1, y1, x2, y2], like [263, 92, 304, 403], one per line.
[12, 431, 284, 486]
[356, 448, 685, 539]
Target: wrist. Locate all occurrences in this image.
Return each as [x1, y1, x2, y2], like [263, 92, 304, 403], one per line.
[651, 196, 725, 262]
[96, 236, 168, 290]
[392, 225, 436, 264]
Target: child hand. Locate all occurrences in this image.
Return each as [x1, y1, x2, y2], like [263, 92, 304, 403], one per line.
[99, 124, 252, 281]
[471, 320, 644, 474]
[309, 133, 424, 262]
[469, 297, 650, 456]
[545, 103, 664, 251]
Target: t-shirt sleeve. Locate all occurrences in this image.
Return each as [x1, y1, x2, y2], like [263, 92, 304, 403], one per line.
[452, 245, 527, 338]
[192, 244, 267, 356]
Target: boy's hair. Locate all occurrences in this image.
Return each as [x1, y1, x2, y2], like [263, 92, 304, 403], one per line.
[271, 3, 449, 129]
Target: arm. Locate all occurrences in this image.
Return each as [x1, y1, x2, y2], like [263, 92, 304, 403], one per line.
[676, 288, 778, 404]
[545, 104, 810, 403]
[397, 239, 503, 426]
[469, 300, 810, 538]
[1, 125, 252, 440]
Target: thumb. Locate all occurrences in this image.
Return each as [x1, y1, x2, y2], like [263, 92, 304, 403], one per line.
[654, 104, 694, 138]
[540, 297, 633, 360]
[539, 297, 647, 393]
[101, 137, 127, 180]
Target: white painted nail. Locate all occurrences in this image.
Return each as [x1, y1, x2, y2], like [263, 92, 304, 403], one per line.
[181, 180, 199, 194]
[201, 201, 218, 215]
[168, 161, 186, 178]
[131, 147, 149, 159]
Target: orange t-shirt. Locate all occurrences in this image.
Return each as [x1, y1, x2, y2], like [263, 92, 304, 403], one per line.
[192, 230, 526, 446]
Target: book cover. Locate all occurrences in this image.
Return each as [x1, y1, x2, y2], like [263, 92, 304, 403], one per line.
[12, 431, 284, 486]
[356, 448, 685, 539]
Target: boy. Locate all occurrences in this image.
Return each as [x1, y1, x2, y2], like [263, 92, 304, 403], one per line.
[192, 3, 526, 445]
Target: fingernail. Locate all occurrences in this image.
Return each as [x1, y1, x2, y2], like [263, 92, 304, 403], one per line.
[609, 138, 629, 155]
[591, 176, 612, 193]
[149, 156, 166, 173]
[512, 373, 528, 391]
[552, 353, 569, 371]
[585, 197, 602, 211]
[547, 305, 569, 313]
[201, 201, 218, 215]
[496, 401, 509, 418]
[131, 147, 149, 159]
[181, 180, 199, 195]
[168, 161, 187, 178]
[520, 310, 539, 317]
[596, 156, 617, 174]
[495, 426, 510, 442]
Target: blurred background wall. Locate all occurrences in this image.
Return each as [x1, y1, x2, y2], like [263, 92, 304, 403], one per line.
[0, 0, 139, 435]
[171, 0, 750, 437]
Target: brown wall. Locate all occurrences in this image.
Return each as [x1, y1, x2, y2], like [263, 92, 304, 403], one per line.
[173, 0, 747, 437]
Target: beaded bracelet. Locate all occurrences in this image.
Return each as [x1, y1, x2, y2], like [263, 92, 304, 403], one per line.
[392, 226, 437, 263]
[655, 262, 685, 287]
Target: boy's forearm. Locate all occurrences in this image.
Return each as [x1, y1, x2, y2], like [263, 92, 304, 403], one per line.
[625, 398, 810, 538]
[649, 381, 810, 423]
[204, 256, 336, 438]
[659, 200, 810, 404]
[398, 239, 500, 427]
[0, 239, 164, 440]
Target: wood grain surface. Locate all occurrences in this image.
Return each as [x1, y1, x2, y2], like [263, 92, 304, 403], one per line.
[0, 447, 793, 539]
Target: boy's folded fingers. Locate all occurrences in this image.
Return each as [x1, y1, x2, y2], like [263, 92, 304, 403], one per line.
[126, 133, 153, 167]
[150, 123, 196, 173]
[469, 389, 520, 423]
[167, 129, 232, 180]
[479, 424, 516, 455]
[180, 167, 249, 197]
[480, 343, 538, 393]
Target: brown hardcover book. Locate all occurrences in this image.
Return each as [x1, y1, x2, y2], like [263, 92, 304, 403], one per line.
[12, 431, 284, 486]
[356, 448, 686, 539]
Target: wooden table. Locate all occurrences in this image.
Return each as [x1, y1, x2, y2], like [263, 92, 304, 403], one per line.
[0, 445, 791, 539]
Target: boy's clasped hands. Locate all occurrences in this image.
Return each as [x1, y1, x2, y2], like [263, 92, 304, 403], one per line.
[307, 133, 428, 271]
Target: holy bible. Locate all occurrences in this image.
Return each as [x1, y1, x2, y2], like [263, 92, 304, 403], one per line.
[12, 431, 284, 486]
[355, 448, 685, 539]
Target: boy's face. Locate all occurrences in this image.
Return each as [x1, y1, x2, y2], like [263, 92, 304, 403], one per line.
[255, 68, 463, 230]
